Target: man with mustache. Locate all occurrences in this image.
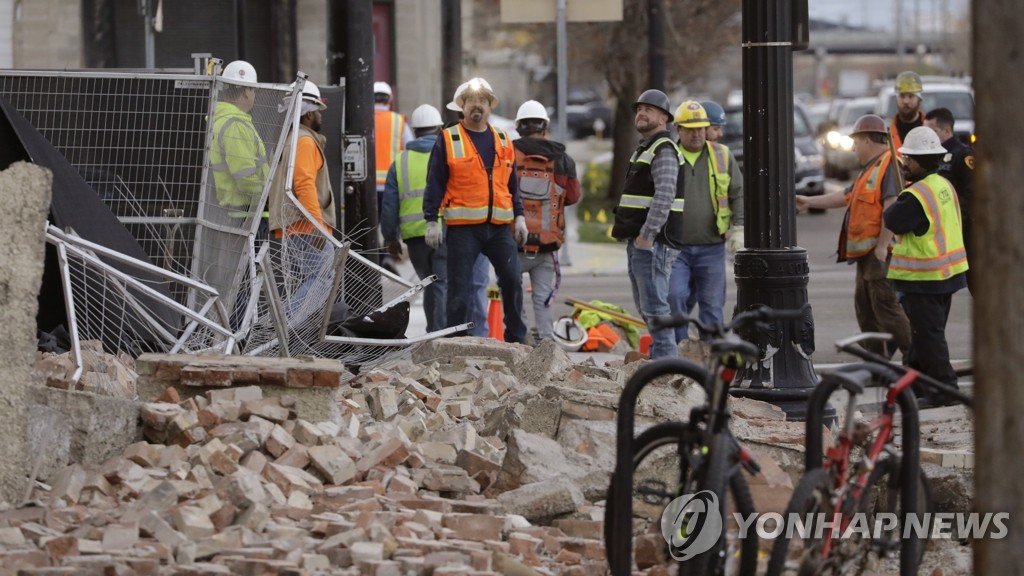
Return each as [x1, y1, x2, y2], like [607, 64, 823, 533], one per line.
[889, 71, 926, 150]
[422, 78, 528, 343]
[610, 89, 683, 358]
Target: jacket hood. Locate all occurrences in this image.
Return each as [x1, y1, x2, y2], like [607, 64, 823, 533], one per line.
[406, 134, 437, 153]
[513, 136, 566, 160]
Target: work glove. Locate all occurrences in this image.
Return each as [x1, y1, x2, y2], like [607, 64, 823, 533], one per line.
[726, 225, 744, 256]
[425, 221, 442, 249]
[514, 215, 529, 248]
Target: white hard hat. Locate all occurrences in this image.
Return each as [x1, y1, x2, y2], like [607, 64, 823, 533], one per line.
[455, 77, 498, 108]
[374, 81, 393, 97]
[410, 104, 443, 129]
[447, 81, 470, 112]
[515, 100, 550, 123]
[290, 80, 327, 111]
[898, 126, 947, 155]
[222, 60, 257, 85]
[552, 317, 589, 352]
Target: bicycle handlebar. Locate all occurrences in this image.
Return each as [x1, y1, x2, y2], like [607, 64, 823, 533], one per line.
[650, 303, 809, 337]
[834, 332, 973, 409]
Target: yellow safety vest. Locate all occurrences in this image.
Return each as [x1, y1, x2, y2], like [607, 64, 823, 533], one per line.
[705, 142, 733, 235]
[888, 174, 969, 281]
[396, 148, 431, 239]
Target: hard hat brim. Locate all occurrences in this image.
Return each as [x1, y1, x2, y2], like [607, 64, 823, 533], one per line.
[898, 145, 947, 155]
[676, 120, 711, 128]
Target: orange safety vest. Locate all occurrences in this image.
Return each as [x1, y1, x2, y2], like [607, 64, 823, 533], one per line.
[441, 123, 516, 226]
[375, 109, 406, 188]
[889, 111, 925, 152]
[844, 151, 893, 259]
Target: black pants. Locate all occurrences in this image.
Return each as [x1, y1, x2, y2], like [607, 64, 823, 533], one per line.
[898, 291, 958, 394]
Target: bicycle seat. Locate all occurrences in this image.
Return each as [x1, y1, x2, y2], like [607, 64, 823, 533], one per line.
[709, 338, 760, 361]
[821, 368, 871, 395]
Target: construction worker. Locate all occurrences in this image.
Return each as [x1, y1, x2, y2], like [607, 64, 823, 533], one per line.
[668, 101, 744, 339]
[883, 126, 969, 404]
[211, 60, 270, 223]
[374, 81, 414, 195]
[796, 114, 912, 359]
[382, 104, 448, 332]
[890, 71, 926, 150]
[512, 99, 581, 342]
[268, 80, 334, 318]
[610, 89, 682, 359]
[924, 107, 975, 294]
[423, 77, 529, 343]
[700, 100, 728, 143]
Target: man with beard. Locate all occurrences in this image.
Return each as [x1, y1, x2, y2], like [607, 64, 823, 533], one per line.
[610, 89, 682, 358]
[884, 126, 969, 406]
[268, 80, 335, 317]
[422, 77, 529, 343]
[889, 71, 926, 150]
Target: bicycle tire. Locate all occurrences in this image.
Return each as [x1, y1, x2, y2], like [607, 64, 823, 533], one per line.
[765, 467, 833, 576]
[604, 423, 759, 576]
[685, 431, 734, 576]
[858, 457, 932, 570]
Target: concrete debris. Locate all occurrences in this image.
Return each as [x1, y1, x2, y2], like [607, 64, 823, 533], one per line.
[1, 335, 976, 574]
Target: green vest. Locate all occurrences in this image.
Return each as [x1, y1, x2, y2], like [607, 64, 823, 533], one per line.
[210, 101, 269, 216]
[706, 142, 733, 235]
[888, 174, 969, 281]
[396, 148, 432, 239]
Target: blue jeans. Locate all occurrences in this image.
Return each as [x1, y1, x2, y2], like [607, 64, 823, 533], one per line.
[446, 223, 527, 343]
[627, 240, 680, 358]
[668, 242, 727, 342]
[406, 237, 447, 333]
[283, 234, 335, 321]
[466, 255, 490, 336]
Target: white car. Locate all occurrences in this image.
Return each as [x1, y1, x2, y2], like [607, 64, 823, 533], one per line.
[875, 79, 975, 144]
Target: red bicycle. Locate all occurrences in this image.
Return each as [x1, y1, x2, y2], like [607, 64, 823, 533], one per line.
[767, 332, 973, 576]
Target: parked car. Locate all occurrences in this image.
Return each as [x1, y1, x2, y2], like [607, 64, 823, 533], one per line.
[564, 101, 613, 140]
[875, 79, 975, 144]
[718, 101, 825, 202]
[822, 96, 877, 180]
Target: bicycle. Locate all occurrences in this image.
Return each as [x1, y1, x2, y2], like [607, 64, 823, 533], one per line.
[766, 332, 973, 576]
[605, 304, 809, 576]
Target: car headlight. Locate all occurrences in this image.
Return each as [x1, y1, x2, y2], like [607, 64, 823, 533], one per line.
[826, 131, 842, 147]
[839, 135, 854, 151]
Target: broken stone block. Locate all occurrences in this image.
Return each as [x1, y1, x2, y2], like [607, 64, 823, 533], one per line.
[138, 511, 187, 548]
[367, 387, 400, 421]
[421, 467, 480, 495]
[495, 429, 588, 491]
[264, 424, 297, 458]
[308, 445, 357, 486]
[496, 479, 585, 521]
[173, 506, 216, 539]
[49, 464, 87, 505]
[441, 514, 506, 541]
[100, 523, 139, 552]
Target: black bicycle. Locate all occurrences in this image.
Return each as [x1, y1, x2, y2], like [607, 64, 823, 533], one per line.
[606, 304, 809, 576]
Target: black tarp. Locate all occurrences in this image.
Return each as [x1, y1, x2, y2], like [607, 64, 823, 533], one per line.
[0, 94, 182, 353]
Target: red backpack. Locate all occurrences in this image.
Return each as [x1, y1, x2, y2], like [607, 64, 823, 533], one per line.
[515, 151, 566, 253]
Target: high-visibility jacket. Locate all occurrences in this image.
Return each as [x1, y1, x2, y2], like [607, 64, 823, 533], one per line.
[210, 101, 269, 216]
[888, 174, 969, 281]
[889, 111, 925, 151]
[611, 131, 684, 244]
[395, 148, 433, 239]
[440, 123, 516, 225]
[375, 109, 407, 189]
[703, 141, 733, 235]
[844, 151, 894, 259]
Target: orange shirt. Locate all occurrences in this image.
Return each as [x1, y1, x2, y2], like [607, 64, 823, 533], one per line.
[285, 135, 325, 236]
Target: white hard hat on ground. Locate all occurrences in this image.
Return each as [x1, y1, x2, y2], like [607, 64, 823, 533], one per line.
[410, 104, 443, 129]
[552, 317, 589, 352]
[515, 100, 550, 123]
[898, 126, 947, 155]
[373, 81, 393, 97]
[222, 60, 257, 85]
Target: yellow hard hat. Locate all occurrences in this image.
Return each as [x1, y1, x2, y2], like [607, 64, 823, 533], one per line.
[674, 100, 710, 128]
[895, 71, 923, 94]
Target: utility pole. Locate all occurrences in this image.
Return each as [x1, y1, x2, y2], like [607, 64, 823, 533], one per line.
[973, 0, 1024, 571]
[732, 0, 822, 420]
[648, 0, 665, 91]
[441, 0, 463, 123]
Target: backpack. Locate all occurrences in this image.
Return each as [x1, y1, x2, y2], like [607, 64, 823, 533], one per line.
[515, 151, 566, 252]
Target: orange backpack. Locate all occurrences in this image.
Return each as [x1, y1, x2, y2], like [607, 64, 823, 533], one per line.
[515, 151, 566, 253]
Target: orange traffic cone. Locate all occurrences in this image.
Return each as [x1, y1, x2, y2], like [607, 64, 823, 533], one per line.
[486, 286, 504, 341]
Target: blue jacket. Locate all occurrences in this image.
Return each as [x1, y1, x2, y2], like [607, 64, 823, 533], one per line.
[382, 134, 437, 241]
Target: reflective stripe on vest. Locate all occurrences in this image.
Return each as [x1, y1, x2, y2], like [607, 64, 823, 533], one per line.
[845, 152, 892, 257]
[707, 142, 733, 234]
[628, 137, 675, 165]
[442, 124, 516, 225]
[888, 176, 969, 280]
[396, 149, 431, 239]
[616, 137, 676, 212]
[375, 110, 405, 187]
[617, 195, 685, 211]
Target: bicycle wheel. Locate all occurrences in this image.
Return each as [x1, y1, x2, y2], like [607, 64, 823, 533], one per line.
[765, 467, 834, 576]
[857, 457, 932, 571]
[605, 423, 758, 576]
